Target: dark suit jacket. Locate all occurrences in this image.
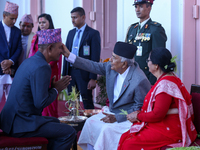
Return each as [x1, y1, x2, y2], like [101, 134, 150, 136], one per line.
[62, 25, 101, 81]
[0, 51, 58, 134]
[0, 21, 22, 76]
[126, 19, 167, 84]
[73, 56, 151, 122]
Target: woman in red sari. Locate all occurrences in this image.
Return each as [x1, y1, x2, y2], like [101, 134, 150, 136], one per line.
[29, 14, 62, 118]
[118, 47, 197, 150]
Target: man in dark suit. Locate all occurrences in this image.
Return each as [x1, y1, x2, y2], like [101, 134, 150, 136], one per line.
[0, 1, 22, 102]
[62, 7, 101, 109]
[0, 1, 22, 76]
[125, 0, 167, 85]
[0, 29, 76, 150]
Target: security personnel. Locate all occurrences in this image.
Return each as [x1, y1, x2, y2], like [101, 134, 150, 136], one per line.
[125, 0, 167, 85]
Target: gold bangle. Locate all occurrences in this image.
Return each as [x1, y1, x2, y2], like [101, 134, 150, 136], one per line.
[136, 111, 140, 122]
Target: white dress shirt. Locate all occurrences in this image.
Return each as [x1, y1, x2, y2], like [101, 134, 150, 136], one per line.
[72, 24, 86, 56]
[1, 20, 14, 64]
[139, 17, 150, 29]
[18, 35, 29, 65]
[2, 20, 11, 43]
[113, 67, 130, 103]
[0, 21, 13, 102]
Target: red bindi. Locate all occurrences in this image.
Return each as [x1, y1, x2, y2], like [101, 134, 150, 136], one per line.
[39, 18, 44, 22]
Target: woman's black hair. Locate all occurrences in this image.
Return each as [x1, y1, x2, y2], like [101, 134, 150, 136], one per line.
[37, 13, 54, 31]
[150, 47, 176, 73]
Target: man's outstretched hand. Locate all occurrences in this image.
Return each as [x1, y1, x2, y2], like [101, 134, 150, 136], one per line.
[61, 44, 70, 58]
[101, 112, 117, 123]
[87, 79, 96, 90]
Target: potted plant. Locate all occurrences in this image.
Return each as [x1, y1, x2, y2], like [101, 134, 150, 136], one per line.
[59, 86, 83, 121]
[96, 58, 110, 106]
[96, 75, 107, 106]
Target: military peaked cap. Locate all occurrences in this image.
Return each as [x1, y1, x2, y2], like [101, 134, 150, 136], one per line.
[133, 0, 154, 5]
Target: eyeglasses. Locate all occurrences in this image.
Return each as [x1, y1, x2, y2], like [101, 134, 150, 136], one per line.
[146, 59, 151, 63]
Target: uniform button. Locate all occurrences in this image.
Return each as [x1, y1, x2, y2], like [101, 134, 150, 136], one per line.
[145, 67, 147, 69]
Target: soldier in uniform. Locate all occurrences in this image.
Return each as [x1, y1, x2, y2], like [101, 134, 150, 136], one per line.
[125, 0, 167, 85]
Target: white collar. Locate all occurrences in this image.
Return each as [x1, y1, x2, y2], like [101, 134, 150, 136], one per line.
[139, 18, 150, 29]
[118, 66, 130, 78]
[2, 20, 11, 29]
[75, 23, 86, 32]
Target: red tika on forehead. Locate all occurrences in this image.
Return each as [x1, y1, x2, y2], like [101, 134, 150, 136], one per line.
[24, 22, 30, 25]
[39, 18, 45, 22]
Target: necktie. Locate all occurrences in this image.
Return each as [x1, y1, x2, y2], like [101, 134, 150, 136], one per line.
[72, 30, 81, 56]
[137, 24, 141, 34]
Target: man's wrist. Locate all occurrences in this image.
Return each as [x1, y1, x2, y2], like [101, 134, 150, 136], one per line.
[65, 52, 76, 64]
[53, 88, 58, 94]
[135, 111, 140, 122]
[9, 59, 14, 65]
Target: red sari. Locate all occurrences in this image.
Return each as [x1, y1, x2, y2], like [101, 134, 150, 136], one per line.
[29, 35, 62, 118]
[118, 75, 197, 150]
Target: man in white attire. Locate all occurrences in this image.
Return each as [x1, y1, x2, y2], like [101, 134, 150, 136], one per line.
[18, 14, 35, 65]
[62, 41, 151, 150]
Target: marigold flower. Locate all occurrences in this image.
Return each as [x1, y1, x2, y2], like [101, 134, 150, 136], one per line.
[103, 58, 110, 63]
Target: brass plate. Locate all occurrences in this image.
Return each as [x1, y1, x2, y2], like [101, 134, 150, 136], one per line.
[58, 116, 88, 124]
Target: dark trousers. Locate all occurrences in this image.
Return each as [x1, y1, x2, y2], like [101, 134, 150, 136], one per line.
[68, 68, 94, 109]
[11, 118, 76, 150]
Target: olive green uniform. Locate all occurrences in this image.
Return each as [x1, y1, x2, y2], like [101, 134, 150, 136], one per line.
[126, 19, 167, 85]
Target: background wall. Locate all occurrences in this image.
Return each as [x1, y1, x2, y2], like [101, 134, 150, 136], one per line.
[45, 0, 79, 44]
[170, 0, 183, 79]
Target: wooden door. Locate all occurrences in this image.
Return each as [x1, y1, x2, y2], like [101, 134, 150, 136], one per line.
[83, 0, 117, 60]
[82, 0, 117, 103]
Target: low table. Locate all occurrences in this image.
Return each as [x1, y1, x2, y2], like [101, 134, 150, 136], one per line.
[58, 116, 87, 150]
[58, 109, 102, 150]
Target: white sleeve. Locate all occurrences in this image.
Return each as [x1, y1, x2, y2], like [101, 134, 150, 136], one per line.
[65, 53, 76, 64]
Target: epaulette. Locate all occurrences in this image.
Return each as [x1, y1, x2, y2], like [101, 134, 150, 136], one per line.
[150, 21, 161, 26]
[126, 23, 138, 33]
[125, 23, 138, 42]
[128, 23, 139, 29]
